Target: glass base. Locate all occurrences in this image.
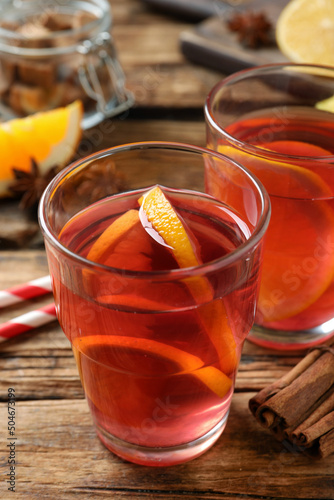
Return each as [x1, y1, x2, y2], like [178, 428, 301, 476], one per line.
[95, 412, 229, 466]
[249, 320, 334, 350]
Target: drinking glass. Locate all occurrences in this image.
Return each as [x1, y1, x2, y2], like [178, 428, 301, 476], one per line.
[39, 142, 270, 466]
[205, 64, 334, 350]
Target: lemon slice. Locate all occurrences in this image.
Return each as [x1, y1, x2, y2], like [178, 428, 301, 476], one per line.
[276, 0, 334, 65]
[316, 95, 334, 113]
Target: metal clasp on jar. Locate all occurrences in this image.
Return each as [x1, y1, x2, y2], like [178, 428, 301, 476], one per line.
[77, 32, 134, 127]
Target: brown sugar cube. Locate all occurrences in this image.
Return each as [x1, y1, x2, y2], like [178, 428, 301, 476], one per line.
[0, 59, 17, 93]
[0, 20, 20, 31]
[8, 81, 70, 115]
[39, 11, 73, 32]
[0, 21, 21, 48]
[51, 33, 77, 49]
[16, 22, 51, 48]
[8, 83, 60, 115]
[58, 80, 88, 107]
[17, 60, 56, 88]
[72, 10, 97, 30]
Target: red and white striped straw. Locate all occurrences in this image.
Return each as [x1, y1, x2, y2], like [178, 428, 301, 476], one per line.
[0, 275, 52, 308]
[0, 303, 57, 342]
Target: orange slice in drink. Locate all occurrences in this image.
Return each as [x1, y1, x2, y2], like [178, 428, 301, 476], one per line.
[257, 196, 334, 323]
[215, 144, 332, 199]
[87, 209, 141, 265]
[139, 186, 238, 375]
[74, 206, 190, 307]
[73, 335, 232, 404]
[76, 186, 238, 396]
[213, 145, 334, 324]
[316, 95, 334, 113]
[139, 186, 201, 269]
[261, 140, 331, 157]
[69, 187, 235, 396]
[0, 100, 83, 197]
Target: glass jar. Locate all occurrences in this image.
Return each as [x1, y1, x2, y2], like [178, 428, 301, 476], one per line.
[0, 0, 134, 129]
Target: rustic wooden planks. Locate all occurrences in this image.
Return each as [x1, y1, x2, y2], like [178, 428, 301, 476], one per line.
[109, 0, 224, 108]
[0, 395, 333, 499]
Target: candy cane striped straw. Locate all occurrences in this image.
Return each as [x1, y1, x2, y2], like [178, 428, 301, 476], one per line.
[0, 303, 57, 342]
[0, 275, 52, 308]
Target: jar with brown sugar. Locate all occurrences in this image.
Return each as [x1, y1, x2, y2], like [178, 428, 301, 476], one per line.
[0, 0, 134, 128]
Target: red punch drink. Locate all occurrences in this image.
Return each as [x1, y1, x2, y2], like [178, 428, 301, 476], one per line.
[205, 64, 334, 350]
[224, 108, 334, 333]
[39, 143, 269, 465]
[54, 186, 257, 463]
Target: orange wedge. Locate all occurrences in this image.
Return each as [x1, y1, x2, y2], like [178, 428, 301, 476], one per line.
[73, 335, 232, 404]
[0, 100, 83, 197]
[139, 186, 238, 375]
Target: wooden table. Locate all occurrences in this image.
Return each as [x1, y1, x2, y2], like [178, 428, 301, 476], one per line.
[0, 1, 333, 498]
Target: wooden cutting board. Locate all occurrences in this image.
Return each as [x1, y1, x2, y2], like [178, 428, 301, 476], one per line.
[180, 0, 290, 74]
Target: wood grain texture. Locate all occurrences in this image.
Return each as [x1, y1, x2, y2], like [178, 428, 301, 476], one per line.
[1, 394, 333, 499]
[109, 0, 224, 108]
[81, 119, 206, 156]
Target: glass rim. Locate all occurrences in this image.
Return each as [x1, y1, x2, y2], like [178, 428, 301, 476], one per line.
[38, 141, 271, 279]
[204, 62, 334, 163]
[0, 0, 111, 57]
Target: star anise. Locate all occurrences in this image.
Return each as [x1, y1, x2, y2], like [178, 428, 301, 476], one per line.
[9, 158, 59, 210]
[74, 159, 128, 203]
[227, 11, 274, 49]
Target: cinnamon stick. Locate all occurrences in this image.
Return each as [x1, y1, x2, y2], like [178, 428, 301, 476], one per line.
[255, 352, 334, 429]
[290, 390, 334, 445]
[249, 339, 334, 458]
[294, 412, 334, 447]
[249, 338, 334, 417]
[319, 428, 334, 458]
